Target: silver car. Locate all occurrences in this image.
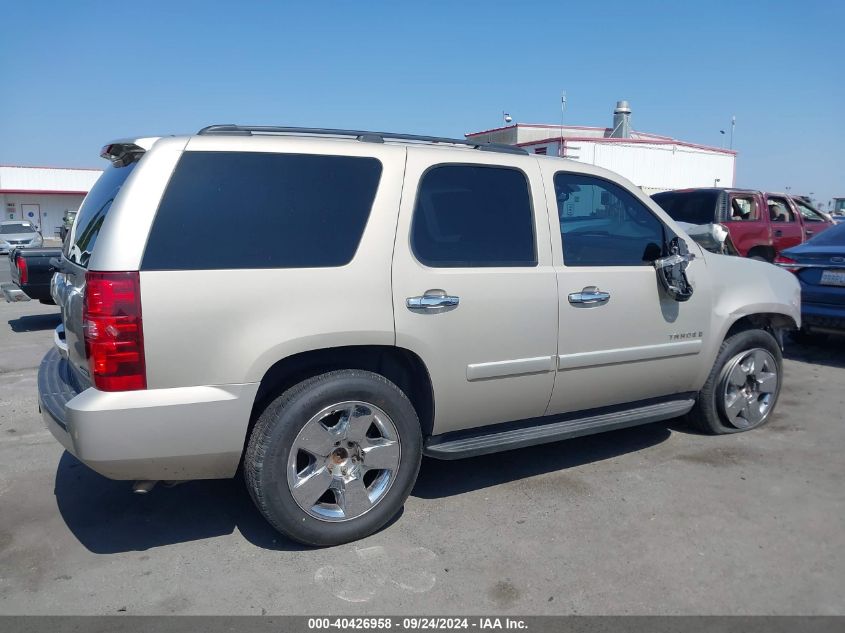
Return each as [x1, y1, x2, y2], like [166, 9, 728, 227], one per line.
[41, 126, 801, 546]
[0, 220, 43, 254]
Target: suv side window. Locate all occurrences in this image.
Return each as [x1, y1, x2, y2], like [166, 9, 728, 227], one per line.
[794, 199, 826, 223]
[767, 197, 796, 223]
[411, 164, 536, 267]
[554, 172, 664, 266]
[142, 152, 382, 270]
[728, 195, 759, 222]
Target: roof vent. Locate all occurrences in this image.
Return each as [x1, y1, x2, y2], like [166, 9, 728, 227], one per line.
[610, 100, 632, 138]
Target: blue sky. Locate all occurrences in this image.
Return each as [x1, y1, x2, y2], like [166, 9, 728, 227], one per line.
[1, 1, 842, 206]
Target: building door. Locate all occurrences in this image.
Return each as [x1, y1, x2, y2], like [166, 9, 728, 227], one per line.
[20, 203, 41, 231]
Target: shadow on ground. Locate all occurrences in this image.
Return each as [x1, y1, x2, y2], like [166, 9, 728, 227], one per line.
[783, 334, 845, 370]
[54, 452, 310, 554]
[55, 422, 673, 554]
[8, 311, 61, 333]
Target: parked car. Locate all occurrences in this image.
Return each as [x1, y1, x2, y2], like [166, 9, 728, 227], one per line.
[775, 221, 845, 338]
[2, 247, 61, 303]
[0, 220, 43, 254]
[41, 126, 800, 546]
[651, 188, 835, 261]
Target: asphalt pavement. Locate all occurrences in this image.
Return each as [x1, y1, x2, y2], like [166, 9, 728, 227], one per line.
[0, 260, 843, 615]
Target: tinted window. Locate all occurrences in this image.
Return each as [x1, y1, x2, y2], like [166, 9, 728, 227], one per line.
[142, 152, 382, 270]
[555, 173, 665, 266]
[67, 162, 137, 267]
[652, 190, 720, 224]
[411, 165, 536, 267]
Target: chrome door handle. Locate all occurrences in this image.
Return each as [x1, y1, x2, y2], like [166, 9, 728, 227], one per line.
[805, 230, 814, 236]
[568, 286, 610, 305]
[406, 290, 460, 311]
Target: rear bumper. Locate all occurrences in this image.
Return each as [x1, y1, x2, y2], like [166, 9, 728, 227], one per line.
[38, 347, 259, 480]
[801, 302, 845, 333]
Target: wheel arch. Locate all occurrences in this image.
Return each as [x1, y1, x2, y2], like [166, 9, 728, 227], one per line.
[245, 345, 435, 453]
[746, 244, 776, 262]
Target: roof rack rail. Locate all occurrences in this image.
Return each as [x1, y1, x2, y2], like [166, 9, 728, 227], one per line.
[196, 125, 528, 155]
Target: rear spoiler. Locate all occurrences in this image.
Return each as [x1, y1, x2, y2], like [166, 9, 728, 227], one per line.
[100, 137, 160, 167]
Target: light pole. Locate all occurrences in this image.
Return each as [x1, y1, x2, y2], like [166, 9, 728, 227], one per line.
[714, 178, 721, 187]
[730, 116, 736, 149]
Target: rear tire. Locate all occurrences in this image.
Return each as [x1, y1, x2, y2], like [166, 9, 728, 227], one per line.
[245, 370, 422, 546]
[687, 329, 782, 434]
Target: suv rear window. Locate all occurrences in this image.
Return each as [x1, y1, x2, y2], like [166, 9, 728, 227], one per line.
[651, 190, 720, 224]
[66, 162, 137, 267]
[142, 152, 382, 270]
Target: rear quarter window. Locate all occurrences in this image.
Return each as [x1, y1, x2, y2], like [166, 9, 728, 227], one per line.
[142, 152, 382, 270]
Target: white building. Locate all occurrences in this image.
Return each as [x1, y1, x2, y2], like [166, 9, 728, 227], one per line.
[466, 101, 736, 195]
[0, 165, 102, 238]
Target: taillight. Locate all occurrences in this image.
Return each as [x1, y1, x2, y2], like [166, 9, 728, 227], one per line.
[774, 255, 799, 273]
[16, 253, 28, 284]
[83, 271, 146, 391]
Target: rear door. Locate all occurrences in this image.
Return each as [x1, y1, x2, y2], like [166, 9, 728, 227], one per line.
[765, 195, 802, 253]
[724, 192, 769, 256]
[53, 160, 139, 386]
[392, 148, 558, 435]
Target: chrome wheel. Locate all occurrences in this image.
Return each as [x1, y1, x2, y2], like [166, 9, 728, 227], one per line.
[720, 348, 779, 429]
[287, 401, 401, 522]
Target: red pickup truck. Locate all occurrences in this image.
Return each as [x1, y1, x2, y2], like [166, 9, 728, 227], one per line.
[652, 188, 835, 261]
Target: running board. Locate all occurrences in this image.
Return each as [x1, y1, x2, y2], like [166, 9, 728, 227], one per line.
[424, 397, 695, 460]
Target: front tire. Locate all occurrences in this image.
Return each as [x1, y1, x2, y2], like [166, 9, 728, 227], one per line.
[687, 329, 782, 434]
[245, 370, 422, 546]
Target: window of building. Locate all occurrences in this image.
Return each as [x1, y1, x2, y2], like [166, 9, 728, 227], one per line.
[142, 152, 382, 270]
[554, 172, 665, 266]
[534, 147, 548, 155]
[411, 164, 536, 267]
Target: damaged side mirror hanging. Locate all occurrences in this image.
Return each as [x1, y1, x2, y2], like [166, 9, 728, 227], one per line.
[654, 237, 695, 302]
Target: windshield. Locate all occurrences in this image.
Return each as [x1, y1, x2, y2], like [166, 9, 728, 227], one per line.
[806, 221, 845, 246]
[66, 161, 137, 267]
[652, 191, 720, 224]
[0, 223, 35, 235]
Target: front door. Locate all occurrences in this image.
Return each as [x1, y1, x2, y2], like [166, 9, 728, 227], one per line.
[392, 149, 559, 435]
[20, 203, 41, 231]
[540, 167, 712, 415]
[765, 195, 802, 253]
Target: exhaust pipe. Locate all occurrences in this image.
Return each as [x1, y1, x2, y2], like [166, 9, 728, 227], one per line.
[132, 480, 158, 494]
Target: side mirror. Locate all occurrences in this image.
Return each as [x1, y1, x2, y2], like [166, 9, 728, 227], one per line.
[654, 238, 695, 302]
